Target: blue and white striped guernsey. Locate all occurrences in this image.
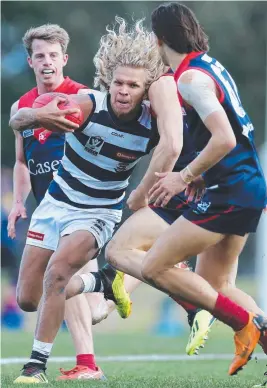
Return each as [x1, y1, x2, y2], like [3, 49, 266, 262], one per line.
[46, 90, 159, 210]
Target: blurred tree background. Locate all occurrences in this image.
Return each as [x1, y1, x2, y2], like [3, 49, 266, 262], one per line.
[2, 1, 267, 165]
[1, 1, 267, 275]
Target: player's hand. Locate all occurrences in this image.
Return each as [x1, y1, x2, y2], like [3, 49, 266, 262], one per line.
[185, 175, 206, 203]
[7, 202, 27, 239]
[149, 172, 187, 207]
[35, 96, 80, 133]
[127, 188, 148, 211]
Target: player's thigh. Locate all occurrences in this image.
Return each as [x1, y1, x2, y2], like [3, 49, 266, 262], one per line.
[142, 216, 224, 274]
[107, 206, 169, 254]
[195, 234, 248, 289]
[17, 244, 53, 307]
[18, 197, 61, 300]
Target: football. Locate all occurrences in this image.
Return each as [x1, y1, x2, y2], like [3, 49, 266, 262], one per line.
[32, 92, 84, 126]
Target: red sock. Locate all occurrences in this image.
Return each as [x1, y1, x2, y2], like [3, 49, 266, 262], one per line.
[171, 296, 197, 312]
[213, 293, 249, 331]
[76, 354, 97, 370]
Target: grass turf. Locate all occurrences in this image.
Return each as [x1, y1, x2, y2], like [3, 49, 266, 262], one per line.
[1, 329, 266, 387]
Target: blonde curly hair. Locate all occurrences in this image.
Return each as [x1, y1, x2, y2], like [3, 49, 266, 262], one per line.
[93, 17, 165, 91]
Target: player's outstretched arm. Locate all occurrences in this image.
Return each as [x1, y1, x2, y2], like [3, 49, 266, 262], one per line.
[128, 76, 182, 211]
[9, 96, 82, 133]
[8, 101, 31, 239]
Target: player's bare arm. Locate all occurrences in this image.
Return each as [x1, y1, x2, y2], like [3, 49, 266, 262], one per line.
[179, 69, 236, 178]
[71, 93, 95, 120]
[8, 101, 31, 238]
[9, 95, 85, 133]
[128, 76, 182, 210]
[149, 69, 236, 206]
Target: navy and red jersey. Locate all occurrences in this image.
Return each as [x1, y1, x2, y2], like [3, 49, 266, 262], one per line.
[18, 76, 87, 204]
[174, 52, 267, 209]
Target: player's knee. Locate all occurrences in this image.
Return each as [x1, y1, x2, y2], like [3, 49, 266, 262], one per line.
[211, 279, 236, 292]
[16, 293, 38, 312]
[43, 264, 69, 295]
[141, 263, 159, 284]
[105, 241, 119, 268]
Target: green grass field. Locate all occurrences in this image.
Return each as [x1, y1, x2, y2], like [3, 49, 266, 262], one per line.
[1, 328, 266, 388]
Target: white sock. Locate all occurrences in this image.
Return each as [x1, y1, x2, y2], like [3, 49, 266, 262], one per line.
[29, 339, 53, 364]
[80, 273, 96, 292]
[79, 273, 104, 293]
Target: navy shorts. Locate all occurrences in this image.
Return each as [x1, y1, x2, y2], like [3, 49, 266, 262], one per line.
[150, 194, 189, 225]
[151, 195, 262, 236]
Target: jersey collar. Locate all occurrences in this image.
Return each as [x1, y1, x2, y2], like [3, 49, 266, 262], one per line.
[173, 51, 205, 83]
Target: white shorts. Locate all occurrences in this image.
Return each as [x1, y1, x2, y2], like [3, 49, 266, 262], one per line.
[26, 197, 122, 251]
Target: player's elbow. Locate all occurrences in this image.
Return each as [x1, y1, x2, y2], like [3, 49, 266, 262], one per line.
[9, 118, 22, 132]
[170, 142, 182, 159]
[160, 139, 182, 160]
[216, 132, 236, 154]
[224, 130, 237, 151]
[224, 136, 236, 152]
[228, 137, 237, 150]
[9, 117, 17, 131]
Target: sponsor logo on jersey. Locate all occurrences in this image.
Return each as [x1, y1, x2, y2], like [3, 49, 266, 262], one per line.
[27, 230, 45, 241]
[27, 158, 61, 176]
[111, 131, 124, 138]
[84, 135, 105, 156]
[22, 129, 34, 138]
[116, 152, 138, 161]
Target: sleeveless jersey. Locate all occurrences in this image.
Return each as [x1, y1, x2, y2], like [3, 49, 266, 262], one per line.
[174, 52, 267, 209]
[19, 77, 87, 204]
[47, 90, 159, 210]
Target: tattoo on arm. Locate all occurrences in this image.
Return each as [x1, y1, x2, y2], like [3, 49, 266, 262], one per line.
[10, 108, 39, 132]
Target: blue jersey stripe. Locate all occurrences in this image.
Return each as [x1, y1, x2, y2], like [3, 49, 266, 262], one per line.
[57, 164, 125, 199]
[65, 143, 136, 181]
[48, 180, 124, 210]
[46, 90, 159, 209]
[73, 132, 145, 162]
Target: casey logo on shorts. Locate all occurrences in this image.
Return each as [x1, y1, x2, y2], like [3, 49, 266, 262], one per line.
[27, 230, 45, 241]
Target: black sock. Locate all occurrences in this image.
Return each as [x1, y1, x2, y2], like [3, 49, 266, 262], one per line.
[100, 264, 117, 279]
[90, 264, 117, 292]
[90, 272, 104, 292]
[29, 350, 48, 368]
